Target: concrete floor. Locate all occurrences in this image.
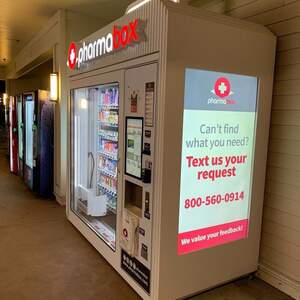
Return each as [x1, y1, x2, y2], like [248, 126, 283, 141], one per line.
[0, 127, 293, 300]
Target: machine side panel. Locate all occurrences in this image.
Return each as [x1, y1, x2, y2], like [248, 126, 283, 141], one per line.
[158, 11, 276, 300]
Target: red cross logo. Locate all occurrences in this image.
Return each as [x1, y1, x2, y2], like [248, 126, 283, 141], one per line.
[68, 42, 77, 70]
[214, 77, 231, 98]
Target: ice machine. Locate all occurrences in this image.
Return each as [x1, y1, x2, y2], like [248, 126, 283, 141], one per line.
[24, 90, 54, 197]
[67, 1, 276, 299]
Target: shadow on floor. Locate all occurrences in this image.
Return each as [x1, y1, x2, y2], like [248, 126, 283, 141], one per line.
[189, 277, 292, 300]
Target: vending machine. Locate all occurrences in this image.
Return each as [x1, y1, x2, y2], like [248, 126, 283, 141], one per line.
[24, 90, 54, 197]
[17, 94, 24, 178]
[9, 96, 18, 174]
[24, 92, 35, 189]
[67, 1, 276, 299]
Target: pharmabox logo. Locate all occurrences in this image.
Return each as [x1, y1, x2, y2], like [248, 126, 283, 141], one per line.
[208, 77, 236, 105]
[67, 19, 145, 70]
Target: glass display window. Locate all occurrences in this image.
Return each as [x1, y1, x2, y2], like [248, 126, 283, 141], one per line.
[71, 83, 119, 250]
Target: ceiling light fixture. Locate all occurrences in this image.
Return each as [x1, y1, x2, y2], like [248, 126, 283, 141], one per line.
[126, 0, 151, 14]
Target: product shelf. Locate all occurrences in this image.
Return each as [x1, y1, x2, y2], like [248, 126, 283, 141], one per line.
[99, 104, 119, 110]
[98, 151, 118, 161]
[98, 168, 117, 179]
[107, 201, 117, 214]
[98, 121, 118, 128]
[98, 183, 117, 197]
[98, 130, 118, 142]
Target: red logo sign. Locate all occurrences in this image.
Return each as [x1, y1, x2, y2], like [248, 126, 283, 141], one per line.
[113, 19, 140, 49]
[214, 77, 231, 98]
[67, 19, 145, 70]
[68, 42, 77, 70]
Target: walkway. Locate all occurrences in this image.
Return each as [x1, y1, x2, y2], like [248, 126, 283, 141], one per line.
[0, 127, 140, 300]
[0, 127, 292, 300]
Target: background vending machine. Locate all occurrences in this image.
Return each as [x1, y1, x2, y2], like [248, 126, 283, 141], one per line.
[17, 94, 24, 178]
[24, 92, 35, 189]
[24, 90, 54, 197]
[67, 1, 276, 299]
[9, 96, 18, 174]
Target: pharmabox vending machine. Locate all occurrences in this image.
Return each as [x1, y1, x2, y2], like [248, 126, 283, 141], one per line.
[24, 90, 54, 197]
[9, 96, 18, 174]
[67, 1, 276, 299]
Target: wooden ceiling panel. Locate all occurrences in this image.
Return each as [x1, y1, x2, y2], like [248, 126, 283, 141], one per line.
[0, 0, 134, 66]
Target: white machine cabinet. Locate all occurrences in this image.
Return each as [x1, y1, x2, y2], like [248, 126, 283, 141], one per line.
[67, 1, 276, 299]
